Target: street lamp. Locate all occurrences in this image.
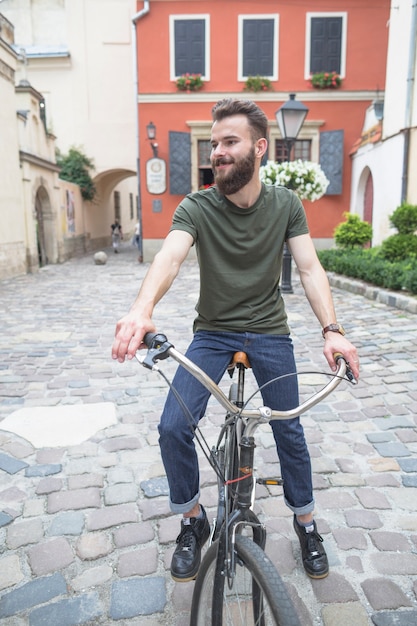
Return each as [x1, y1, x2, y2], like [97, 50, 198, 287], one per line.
[275, 94, 309, 293]
[146, 121, 159, 158]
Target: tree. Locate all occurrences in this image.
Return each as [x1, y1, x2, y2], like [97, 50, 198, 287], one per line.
[334, 213, 372, 248]
[57, 147, 96, 201]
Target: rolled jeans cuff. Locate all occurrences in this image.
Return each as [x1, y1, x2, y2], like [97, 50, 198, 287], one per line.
[284, 496, 315, 517]
[169, 491, 200, 515]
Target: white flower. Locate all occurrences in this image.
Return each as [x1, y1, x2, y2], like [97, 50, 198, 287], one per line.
[259, 159, 329, 202]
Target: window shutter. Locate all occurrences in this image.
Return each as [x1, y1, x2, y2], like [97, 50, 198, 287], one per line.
[175, 19, 205, 76]
[243, 19, 274, 77]
[310, 17, 342, 74]
[169, 131, 191, 196]
[320, 130, 344, 195]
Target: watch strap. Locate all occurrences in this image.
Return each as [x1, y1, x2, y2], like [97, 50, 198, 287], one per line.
[322, 323, 345, 338]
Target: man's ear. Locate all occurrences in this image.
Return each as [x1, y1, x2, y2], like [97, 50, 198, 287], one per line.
[256, 138, 268, 158]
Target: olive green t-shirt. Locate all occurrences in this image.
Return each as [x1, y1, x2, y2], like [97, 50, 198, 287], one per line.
[170, 183, 309, 334]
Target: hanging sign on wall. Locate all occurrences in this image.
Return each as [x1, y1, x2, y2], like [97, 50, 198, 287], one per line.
[146, 158, 166, 194]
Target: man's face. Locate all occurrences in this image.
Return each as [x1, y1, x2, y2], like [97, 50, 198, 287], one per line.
[210, 115, 257, 196]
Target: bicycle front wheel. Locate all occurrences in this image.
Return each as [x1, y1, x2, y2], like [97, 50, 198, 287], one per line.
[190, 535, 301, 626]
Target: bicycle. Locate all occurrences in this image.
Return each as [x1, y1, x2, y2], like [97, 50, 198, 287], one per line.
[137, 333, 356, 626]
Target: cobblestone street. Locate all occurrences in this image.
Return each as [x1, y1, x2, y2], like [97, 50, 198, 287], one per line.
[0, 243, 416, 625]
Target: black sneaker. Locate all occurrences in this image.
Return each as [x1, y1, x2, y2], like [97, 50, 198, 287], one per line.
[293, 515, 329, 579]
[171, 505, 210, 582]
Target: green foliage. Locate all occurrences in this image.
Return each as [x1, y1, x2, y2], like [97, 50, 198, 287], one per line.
[243, 76, 273, 92]
[403, 265, 417, 293]
[320, 205, 417, 297]
[389, 202, 417, 235]
[380, 233, 417, 261]
[334, 213, 373, 248]
[175, 73, 204, 91]
[310, 71, 342, 89]
[317, 248, 417, 295]
[57, 147, 96, 201]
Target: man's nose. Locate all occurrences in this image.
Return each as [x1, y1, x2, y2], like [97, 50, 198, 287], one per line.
[212, 143, 225, 157]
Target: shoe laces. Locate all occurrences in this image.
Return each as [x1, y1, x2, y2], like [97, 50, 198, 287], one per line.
[176, 524, 197, 552]
[306, 530, 324, 557]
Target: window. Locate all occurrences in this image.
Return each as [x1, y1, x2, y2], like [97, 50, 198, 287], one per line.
[198, 140, 214, 188]
[114, 191, 121, 221]
[275, 139, 312, 163]
[170, 15, 210, 80]
[239, 15, 278, 80]
[305, 13, 346, 78]
[129, 193, 134, 220]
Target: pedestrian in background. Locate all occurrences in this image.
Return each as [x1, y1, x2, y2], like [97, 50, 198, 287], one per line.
[111, 219, 122, 253]
[134, 221, 141, 262]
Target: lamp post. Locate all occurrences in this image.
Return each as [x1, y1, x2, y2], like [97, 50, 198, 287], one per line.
[146, 121, 159, 158]
[275, 94, 309, 293]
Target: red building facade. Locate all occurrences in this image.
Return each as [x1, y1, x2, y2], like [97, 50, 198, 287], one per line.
[134, 0, 389, 250]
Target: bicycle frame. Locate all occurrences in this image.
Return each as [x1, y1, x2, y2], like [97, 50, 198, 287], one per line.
[137, 333, 356, 625]
[137, 333, 354, 534]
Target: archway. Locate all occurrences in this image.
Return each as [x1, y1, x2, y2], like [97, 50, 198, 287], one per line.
[35, 186, 53, 266]
[363, 170, 374, 225]
[354, 166, 374, 246]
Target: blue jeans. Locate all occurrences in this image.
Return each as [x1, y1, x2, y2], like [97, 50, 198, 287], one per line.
[158, 331, 314, 516]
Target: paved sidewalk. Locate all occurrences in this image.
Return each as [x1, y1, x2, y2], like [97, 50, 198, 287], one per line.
[0, 243, 416, 626]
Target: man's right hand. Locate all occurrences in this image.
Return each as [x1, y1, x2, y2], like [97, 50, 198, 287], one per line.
[111, 313, 155, 362]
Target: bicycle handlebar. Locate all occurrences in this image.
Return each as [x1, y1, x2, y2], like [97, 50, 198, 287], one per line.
[137, 332, 356, 427]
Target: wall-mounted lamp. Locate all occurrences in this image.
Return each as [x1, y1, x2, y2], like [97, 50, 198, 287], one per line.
[373, 99, 384, 121]
[39, 98, 47, 132]
[146, 121, 159, 158]
[373, 88, 384, 121]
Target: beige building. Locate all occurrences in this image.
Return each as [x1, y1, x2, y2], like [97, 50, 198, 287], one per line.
[0, 14, 26, 277]
[0, 0, 139, 279]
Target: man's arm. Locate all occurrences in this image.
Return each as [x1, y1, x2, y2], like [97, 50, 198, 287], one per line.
[112, 229, 193, 362]
[288, 233, 359, 379]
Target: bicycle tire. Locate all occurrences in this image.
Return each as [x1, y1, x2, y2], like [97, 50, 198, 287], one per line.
[213, 427, 239, 539]
[212, 385, 240, 540]
[190, 535, 301, 626]
[226, 382, 241, 506]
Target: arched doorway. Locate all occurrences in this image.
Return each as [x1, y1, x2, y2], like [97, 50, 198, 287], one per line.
[35, 186, 53, 267]
[364, 171, 374, 225]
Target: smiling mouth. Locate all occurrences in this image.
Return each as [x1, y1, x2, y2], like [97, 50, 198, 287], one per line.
[214, 158, 234, 168]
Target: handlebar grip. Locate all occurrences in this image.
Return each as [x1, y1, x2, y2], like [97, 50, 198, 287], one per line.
[143, 332, 168, 348]
[333, 352, 357, 384]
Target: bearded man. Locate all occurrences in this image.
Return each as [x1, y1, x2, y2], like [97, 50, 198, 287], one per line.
[112, 99, 359, 583]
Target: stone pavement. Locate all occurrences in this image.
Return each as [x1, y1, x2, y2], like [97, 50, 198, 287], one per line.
[0, 242, 416, 626]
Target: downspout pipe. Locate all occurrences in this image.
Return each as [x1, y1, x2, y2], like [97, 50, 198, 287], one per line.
[401, 1, 417, 203]
[132, 1, 150, 262]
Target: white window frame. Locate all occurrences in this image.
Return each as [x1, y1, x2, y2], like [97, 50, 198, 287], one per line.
[169, 14, 211, 81]
[238, 14, 279, 82]
[305, 12, 347, 80]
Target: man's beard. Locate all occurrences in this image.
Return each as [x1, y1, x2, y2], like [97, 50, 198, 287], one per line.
[212, 147, 256, 196]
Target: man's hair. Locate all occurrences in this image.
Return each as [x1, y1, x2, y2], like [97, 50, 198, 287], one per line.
[211, 99, 268, 141]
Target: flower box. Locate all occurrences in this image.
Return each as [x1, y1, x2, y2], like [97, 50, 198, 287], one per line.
[176, 73, 204, 92]
[243, 76, 273, 92]
[310, 71, 342, 89]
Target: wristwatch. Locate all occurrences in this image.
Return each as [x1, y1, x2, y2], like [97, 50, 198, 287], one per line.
[322, 323, 346, 339]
